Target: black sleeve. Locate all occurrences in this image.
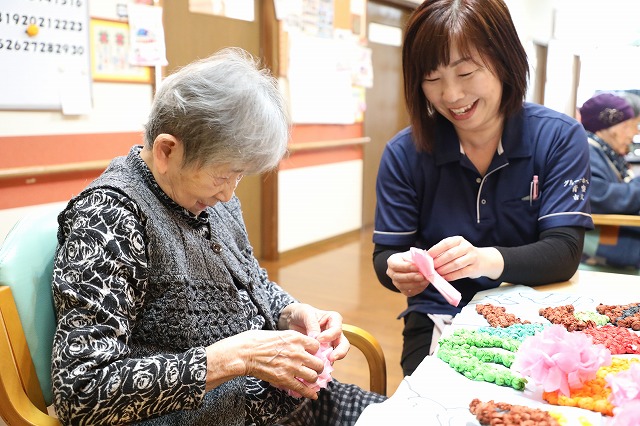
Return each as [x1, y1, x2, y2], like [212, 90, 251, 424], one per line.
[372, 226, 584, 289]
[495, 226, 584, 285]
[372, 244, 411, 292]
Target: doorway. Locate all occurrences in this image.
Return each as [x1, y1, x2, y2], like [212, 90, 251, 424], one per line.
[362, 2, 411, 227]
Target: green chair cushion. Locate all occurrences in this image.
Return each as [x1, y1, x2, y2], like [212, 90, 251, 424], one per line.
[0, 205, 62, 405]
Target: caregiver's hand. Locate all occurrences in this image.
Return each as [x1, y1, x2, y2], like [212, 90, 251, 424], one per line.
[428, 236, 504, 282]
[386, 251, 430, 297]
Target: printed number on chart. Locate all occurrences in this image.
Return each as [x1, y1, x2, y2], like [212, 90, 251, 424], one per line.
[0, 39, 84, 55]
[0, 14, 83, 32]
[27, 0, 83, 7]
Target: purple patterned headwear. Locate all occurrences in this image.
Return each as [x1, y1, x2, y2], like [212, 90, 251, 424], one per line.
[579, 93, 634, 133]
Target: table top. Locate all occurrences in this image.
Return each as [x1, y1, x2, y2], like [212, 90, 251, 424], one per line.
[355, 270, 640, 426]
[537, 269, 640, 303]
[591, 213, 640, 227]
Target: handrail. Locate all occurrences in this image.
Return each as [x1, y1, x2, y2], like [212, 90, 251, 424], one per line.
[287, 137, 370, 153]
[0, 160, 110, 181]
[0, 137, 371, 182]
[592, 214, 640, 228]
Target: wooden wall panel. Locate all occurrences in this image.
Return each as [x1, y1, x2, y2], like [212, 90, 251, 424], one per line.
[362, 2, 410, 227]
[161, 0, 265, 255]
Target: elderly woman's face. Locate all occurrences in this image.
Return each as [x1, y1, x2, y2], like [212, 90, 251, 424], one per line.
[164, 160, 244, 215]
[604, 119, 638, 156]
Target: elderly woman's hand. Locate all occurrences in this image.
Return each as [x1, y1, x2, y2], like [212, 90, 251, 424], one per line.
[204, 329, 325, 399]
[278, 303, 350, 362]
[203, 303, 352, 399]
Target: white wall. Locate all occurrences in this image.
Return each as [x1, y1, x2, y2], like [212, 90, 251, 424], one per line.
[506, 0, 640, 113]
[278, 160, 363, 253]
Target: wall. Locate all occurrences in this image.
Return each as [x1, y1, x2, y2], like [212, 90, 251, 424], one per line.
[5, 1, 634, 249]
[265, 0, 371, 256]
[505, 0, 640, 115]
[0, 0, 369, 257]
[0, 0, 154, 239]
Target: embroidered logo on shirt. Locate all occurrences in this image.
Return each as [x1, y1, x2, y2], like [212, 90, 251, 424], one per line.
[563, 178, 589, 201]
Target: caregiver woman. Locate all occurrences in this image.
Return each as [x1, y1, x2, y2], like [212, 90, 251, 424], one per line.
[372, 0, 593, 376]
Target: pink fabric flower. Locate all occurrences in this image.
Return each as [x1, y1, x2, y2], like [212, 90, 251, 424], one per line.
[410, 247, 461, 306]
[285, 336, 334, 398]
[512, 324, 612, 396]
[609, 400, 640, 426]
[607, 363, 640, 407]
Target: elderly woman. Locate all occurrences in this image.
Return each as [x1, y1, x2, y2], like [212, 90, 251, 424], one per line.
[50, 48, 385, 425]
[580, 92, 640, 268]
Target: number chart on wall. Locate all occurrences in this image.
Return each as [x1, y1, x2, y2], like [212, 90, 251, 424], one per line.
[0, 0, 91, 111]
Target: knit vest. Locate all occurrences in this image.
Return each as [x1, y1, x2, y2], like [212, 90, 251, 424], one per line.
[73, 149, 282, 425]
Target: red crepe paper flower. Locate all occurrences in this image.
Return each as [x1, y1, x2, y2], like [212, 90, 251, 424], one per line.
[607, 362, 640, 407]
[512, 324, 612, 396]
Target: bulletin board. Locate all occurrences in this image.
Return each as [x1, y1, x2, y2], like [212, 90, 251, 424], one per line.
[0, 1, 91, 110]
[276, 0, 371, 125]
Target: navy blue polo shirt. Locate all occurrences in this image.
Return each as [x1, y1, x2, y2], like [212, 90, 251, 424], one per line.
[373, 102, 593, 316]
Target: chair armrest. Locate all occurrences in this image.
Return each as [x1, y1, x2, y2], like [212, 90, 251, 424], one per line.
[343, 323, 387, 396]
[591, 214, 640, 227]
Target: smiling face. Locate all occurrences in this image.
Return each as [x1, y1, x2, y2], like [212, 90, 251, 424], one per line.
[141, 134, 245, 216]
[421, 45, 503, 141]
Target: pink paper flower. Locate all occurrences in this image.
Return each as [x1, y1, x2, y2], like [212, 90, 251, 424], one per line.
[285, 338, 334, 398]
[607, 363, 640, 407]
[608, 400, 640, 426]
[512, 324, 611, 396]
[410, 247, 461, 306]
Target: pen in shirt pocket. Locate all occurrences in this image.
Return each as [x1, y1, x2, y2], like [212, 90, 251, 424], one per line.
[522, 175, 539, 205]
[529, 175, 539, 205]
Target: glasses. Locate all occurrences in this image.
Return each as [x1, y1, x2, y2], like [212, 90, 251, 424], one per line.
[213, 173, 244, 187]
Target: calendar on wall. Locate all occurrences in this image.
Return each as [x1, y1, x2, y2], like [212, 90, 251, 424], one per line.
[0, 0, 91, 111]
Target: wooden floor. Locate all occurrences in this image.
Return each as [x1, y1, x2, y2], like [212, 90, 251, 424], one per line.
[259, 227, 407, 396]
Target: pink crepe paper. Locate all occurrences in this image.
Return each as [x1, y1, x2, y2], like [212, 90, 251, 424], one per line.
[511, 324, 612, 397]
[410, 247, 461, 307]
[606, 362, 640, 408]
[609, 400, 640, 426]
[283, 333, 334, 398]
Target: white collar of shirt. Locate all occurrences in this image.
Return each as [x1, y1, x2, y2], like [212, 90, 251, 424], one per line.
[459, 139, 504, 155]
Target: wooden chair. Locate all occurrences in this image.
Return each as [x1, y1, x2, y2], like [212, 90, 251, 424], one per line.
[580, 214, 640, 275]
[342, 324, 387, 396]
[0, 206, 387, 425]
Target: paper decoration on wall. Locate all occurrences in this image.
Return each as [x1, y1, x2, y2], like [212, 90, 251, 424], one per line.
[127, 3, 167, 67]
[189, 0, 255, 22]
[90, 19, 152, 83]
[287, 33, 356, 124]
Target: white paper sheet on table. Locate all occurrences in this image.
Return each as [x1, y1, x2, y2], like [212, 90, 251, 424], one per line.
[355, 285, 612, 425]
[355, 356, 605, 425]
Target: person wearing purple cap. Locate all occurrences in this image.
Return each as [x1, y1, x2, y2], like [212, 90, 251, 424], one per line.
[580, 92, 640, 268]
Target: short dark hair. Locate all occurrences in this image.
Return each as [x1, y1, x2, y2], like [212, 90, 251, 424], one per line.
[402, 0, 529, 151]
